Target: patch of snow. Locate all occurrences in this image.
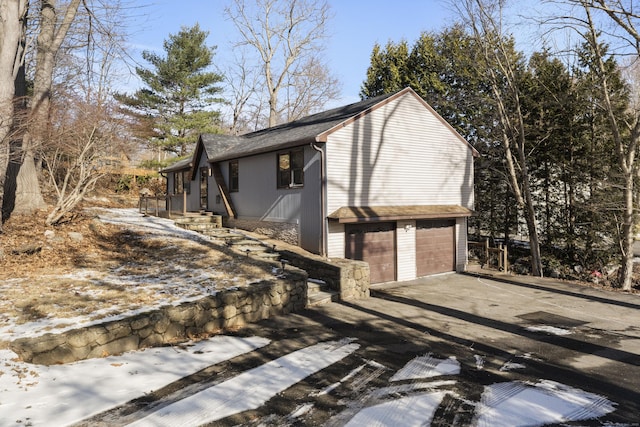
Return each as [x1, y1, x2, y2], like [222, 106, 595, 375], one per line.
[289, 402, 314, 419]
[344, 391, 449, 427]
[474, 354, 485, 370]
[314, 359, 385, 397]
[315, 363, 365, 397]
[474, 380, 615, 427]
[128, 339, 359, 426]
[390, 354, 460, 381]
[308, 278, 327, 285]
[94, 208, 209, 243]
[0, 208, 266, 342]
[500, 361, 527, 371]
[525, 325, 573, 336]
[0, 335, 270, 427]
[367, 359, 387, 369]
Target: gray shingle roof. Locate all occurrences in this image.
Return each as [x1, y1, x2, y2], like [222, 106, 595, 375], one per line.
[160, 156, 192, 172]
[161, 87, 476, 173]
[200, 90, 399, 162]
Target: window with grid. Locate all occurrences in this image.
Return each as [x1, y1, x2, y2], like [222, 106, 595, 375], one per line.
[229, 160, 239, 192]
[277, 149, 304, 188]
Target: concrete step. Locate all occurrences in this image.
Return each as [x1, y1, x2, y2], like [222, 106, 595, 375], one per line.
[174, 215, 222, 231]
[178, 223, 221, 232]
[175, 214, 220, 223]
[308, 290, 339, 306]
[255, 251, 280, 260]
[201, 229, 237, 238]
[307, 279, 338, 306]
[232, 239, 263, 246]
[233, 245, 269, 255]
[307, 280, 329, 295]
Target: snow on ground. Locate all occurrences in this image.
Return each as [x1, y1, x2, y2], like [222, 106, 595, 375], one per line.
[129, 339, 360, 426]
[95, 208, 211, 242]
[0, 208, 269, 342]
[474, 380, 616, 426]
[389, 353, 461, 381]
[344, 391, 450, 427]
[0, 209, 620, 426]
[0, 335, 270, 426]
[525, 325, 573, 336]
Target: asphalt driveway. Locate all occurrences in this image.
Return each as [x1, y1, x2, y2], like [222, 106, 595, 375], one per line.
[81, 271, 640, 426]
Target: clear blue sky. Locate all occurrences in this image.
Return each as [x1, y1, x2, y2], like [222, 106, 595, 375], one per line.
[126, 0, 462, 105]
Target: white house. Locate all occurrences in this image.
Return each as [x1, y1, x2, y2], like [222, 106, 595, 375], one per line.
[163, 87, 478, 283]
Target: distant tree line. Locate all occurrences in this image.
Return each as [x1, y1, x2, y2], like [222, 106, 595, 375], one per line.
[361, 0, 640, 290]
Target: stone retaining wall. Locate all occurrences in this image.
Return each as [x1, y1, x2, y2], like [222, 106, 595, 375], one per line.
[279, 250, 370, 299]
[11, 272, 307, 366]
[224, 218, 299, 246]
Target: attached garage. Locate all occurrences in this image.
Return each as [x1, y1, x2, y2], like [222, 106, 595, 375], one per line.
[416, 219, 456, 276]
[329, 205, 472, 284]
[345, 222, 396, 284]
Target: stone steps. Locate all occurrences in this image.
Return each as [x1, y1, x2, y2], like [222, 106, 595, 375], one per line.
[307, 279, 339, 306]
[171, 218, 341, 307]
[174, 215, 222, 232]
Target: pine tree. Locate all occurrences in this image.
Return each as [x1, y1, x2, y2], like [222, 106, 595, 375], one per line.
[116, 24, 224, 158]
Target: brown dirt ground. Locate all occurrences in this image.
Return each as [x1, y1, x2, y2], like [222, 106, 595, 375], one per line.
[0, 201, 277, 346]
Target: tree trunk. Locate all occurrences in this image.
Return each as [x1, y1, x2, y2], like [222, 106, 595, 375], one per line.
[0, 0, 28, 228]
[619, 172, 635, 290]
[12, 0, 81, 216]
[522, 174, 544, 276]
[581, 6, 638, 290]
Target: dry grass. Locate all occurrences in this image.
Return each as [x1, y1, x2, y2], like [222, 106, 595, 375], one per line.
[0, 207, 276, 344]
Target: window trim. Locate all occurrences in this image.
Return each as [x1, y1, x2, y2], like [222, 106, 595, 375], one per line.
[229, 160, 239, 192]
[173, 171, 184, 194]
[277, 148, 304, 189]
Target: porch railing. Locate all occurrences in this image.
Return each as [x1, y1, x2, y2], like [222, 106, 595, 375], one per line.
[468, 239, 509, 271]
[139, 192, 187, 218]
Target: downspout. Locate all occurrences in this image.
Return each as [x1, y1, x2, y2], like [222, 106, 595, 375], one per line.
[159, 172, 170, 217]
[311, 140, 327, 257]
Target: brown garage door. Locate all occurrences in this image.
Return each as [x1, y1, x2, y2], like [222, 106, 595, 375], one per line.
[416, 219, 455, 276]
[345, 222, 396, 284]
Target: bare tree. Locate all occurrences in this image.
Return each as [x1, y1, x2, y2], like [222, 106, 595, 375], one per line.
[284, 55, 340, 121]
[9, 0, 82, 216]
[573, 1, 640, 290]
[455, 0, 545, 276]
[222, 51, 264, 134]
[225, 0, 339, 128]
[0, 0, 28, 231]
[39, 1, 134, 225]
[42, 98, 122, 225]
[540, 0, 640, 289]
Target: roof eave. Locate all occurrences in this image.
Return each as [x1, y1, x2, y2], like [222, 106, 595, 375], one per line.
[208, 136, 317, 163]
[330, 211, 473, 223]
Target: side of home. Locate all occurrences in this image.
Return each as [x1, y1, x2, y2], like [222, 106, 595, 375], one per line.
[321, 92, 475, 283]
[162, 88, 477, 284]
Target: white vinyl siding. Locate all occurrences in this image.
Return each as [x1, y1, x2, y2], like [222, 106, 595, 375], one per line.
[225, 146, 323, 254]
[455, 217, 467, 271]
[328, 221, 345, 258]
[396, 220, 417, 281]
[325, 94, 474, 216]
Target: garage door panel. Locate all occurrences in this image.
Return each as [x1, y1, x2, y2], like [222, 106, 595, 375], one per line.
[416, 220, 455, 276]
[346, 223, 396, 284]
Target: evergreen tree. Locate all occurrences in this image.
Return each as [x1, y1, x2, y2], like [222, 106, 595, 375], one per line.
[116, 24, 224, 157]
[360, 27, 511, 242]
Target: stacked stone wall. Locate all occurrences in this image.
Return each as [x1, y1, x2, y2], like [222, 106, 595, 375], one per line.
[279, 250, 369, 299]
[11, 272, 307, 365]
[224, 218, 299, 246]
